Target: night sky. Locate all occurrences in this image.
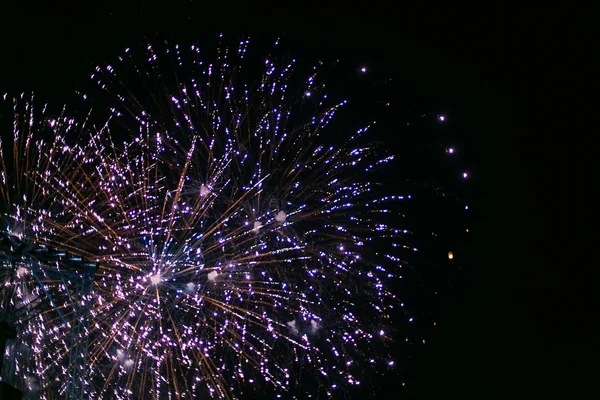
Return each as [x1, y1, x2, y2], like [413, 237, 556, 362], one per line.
[1, 3, 595, 399]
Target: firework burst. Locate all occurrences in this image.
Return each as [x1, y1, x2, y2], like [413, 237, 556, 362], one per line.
[0, 38, 465, 399]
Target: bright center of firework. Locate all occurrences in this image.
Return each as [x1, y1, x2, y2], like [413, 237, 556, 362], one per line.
[150, 274, 162, 285]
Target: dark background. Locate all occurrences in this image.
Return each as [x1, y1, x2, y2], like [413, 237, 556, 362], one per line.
[1, 3, 596, 399]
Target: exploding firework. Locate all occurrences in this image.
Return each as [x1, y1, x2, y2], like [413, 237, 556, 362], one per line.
[0, 38, 466, 399]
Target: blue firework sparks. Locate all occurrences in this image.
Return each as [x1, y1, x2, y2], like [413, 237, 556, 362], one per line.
[0, 38, 467, 399]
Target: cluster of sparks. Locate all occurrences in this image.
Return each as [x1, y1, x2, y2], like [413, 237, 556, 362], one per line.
[0, 39, 464, 399]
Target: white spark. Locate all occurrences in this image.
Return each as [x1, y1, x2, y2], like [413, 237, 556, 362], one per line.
[275, 211, 286, 223]
[207, 271, 219, 282]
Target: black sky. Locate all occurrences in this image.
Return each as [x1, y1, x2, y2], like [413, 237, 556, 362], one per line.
[1, 3, 596, 399]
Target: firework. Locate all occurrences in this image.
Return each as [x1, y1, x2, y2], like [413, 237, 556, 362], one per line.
[0, 38, 465, 399]
[0, 93, 101, 397]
